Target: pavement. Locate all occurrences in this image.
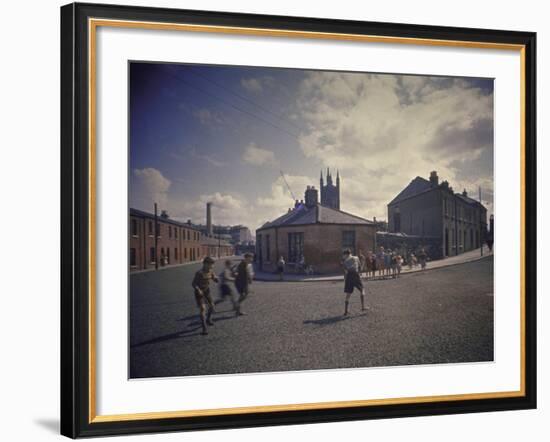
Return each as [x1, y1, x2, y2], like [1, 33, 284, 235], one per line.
[254, 246, 494, 282]
[129, 255, 494, 379]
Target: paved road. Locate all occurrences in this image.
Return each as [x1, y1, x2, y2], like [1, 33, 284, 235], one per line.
[130, 257, 494, 378]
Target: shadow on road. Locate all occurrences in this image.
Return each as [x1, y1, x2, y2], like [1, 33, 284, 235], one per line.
[303, 314, 366, 326]
[131, 325, 205, 348]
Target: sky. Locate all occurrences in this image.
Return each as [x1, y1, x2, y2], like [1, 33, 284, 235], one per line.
[129, 62, 494, 233]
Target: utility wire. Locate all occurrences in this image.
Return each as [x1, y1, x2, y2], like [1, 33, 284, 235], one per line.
[187, 66, 305, 133]
[163, 68, 305, 143]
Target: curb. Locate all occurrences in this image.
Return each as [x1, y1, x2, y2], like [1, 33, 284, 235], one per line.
[253, 253, 493, 282]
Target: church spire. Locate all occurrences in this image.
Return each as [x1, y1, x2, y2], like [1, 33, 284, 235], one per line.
[320, 169, 324, 187]
[336, 169, 340, 186]
[327, 167, 332, 185]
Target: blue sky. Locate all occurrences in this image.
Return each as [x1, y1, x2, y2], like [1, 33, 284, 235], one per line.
[129, 62, 494, 232]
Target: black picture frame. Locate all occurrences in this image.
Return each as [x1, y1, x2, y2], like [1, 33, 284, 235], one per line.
[61, 2, 537, 438]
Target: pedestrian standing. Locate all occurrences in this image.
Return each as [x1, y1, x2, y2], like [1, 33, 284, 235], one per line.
[384, 249, 392, 278]
[409, 252, 416, 269]
[358, 249, 366, 276]
[277, 256, 286, 281]
[235, 253, 254, 316]
[191, 256, 219, 335]
[395, 254, 403, 277]
[376, 246, 385, 279]
[390, 252, 398, 278]
[365, 251, 374, 279]
[341, 249, 367, 316]
[418, 248, 428, 270]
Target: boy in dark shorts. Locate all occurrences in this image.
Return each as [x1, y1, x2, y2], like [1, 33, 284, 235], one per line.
[191, 256, 219, 335]
[235, 253, 254, 316]
[216, 259, 238, 312]
[342, 249, 366, 316]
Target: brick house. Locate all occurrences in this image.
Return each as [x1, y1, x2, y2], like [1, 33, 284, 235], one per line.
[256, 185, 376, 274]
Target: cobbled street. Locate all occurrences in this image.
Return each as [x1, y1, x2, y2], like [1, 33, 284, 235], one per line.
[130, 257, 493, 378]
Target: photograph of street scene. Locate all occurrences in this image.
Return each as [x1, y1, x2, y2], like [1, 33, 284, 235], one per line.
[129, 62, 495, 379]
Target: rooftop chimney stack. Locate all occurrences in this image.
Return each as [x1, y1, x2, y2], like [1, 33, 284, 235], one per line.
[429, 171, 439, 187]
[206, 202, 213, 236]
[462, 189, 468, 197]
[304, 185, 319, 208]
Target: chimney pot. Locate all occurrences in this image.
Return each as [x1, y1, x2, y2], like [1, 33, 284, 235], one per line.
[429, 171, 439, 186]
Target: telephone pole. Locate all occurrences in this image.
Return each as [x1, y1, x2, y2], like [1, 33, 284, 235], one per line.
[479, 187, 483, 257]
[154, 202, 159, 270]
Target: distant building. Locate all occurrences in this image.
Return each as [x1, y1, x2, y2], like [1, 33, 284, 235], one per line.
[386, 171, 488, 258]
[194, 224, 254, 246]
[256, 176, 376, 274]
[320, 168, 340, 210]
[129, 208, 233, 272]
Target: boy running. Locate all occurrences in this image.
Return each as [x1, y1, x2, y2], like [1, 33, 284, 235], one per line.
[342, 249, 366, 316]
[216, 260, 239, 312]
[191, 256, 219, 335]
[235, 253, 254, 316]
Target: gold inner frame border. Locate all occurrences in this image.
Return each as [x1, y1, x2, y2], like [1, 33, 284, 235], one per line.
[87, 17, 527, 424]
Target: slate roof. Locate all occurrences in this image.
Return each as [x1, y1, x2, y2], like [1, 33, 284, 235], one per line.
[388, 177, 487, 210]
[388, 176, 433, 205]
[456, 193, 485, 208]
[129, 208, 201, 231]
[258, 203, 373, 231]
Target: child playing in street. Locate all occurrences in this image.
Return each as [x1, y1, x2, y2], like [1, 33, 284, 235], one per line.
[191, 256, 219, 335]
[216, 259, 239, 312]
[341, 249, 367, 316]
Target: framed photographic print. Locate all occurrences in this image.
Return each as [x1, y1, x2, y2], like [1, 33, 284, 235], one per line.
[60, 2, 537, 438]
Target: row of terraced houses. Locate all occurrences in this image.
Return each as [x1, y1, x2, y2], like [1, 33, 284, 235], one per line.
[129, 208, 234, 272]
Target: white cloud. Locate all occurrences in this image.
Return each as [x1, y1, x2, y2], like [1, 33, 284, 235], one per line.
[192, 108, 225, 126]
[292, 72, 494, 220]
[242, 142, 277, 166]
[255, 174, 315, 228]
[170, 146, 227, 167]
[170, 192, 249, 228]
[131, 168, 171, 210]
[240, 76, 274, 94]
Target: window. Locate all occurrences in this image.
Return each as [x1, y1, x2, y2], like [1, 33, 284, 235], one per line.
[257, 234, 262, 263]
[187, 230, 190, 241]
[288, 232, 304, 263]
[394, 211, 401, 232]
[342, 230, 356, 255]
[184, 248, 187, 259]
[150, 247, 155, 263]
[175, 228, 178, 239]
[167, 248, 170, 264]
[148, 221, 153, 236]
[175, 248, 178, 260]
[169, 226, 172, 238]
[130, 248, 136, 267]
[156, 223, 161, 238]
[265, 234, 271, 262]
[131, 219, 138, 237]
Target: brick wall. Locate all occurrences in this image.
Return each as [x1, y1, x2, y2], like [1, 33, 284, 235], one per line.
[129, 214, 202, 272]
[257, 224, 375, 274]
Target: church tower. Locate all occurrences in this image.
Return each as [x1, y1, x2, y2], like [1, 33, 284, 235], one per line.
[320, 168, 340, 210]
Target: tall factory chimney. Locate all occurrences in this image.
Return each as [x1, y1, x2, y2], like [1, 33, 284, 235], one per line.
[206, 202, 213, 236]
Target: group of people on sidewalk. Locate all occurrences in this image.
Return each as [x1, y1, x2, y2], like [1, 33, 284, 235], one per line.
[359, 247, 429, 280]
[191, 253, 254, 335]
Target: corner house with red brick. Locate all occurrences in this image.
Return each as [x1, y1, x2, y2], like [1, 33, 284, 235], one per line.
[129, 208, 234, 272]
[256, 184, 376, 275]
